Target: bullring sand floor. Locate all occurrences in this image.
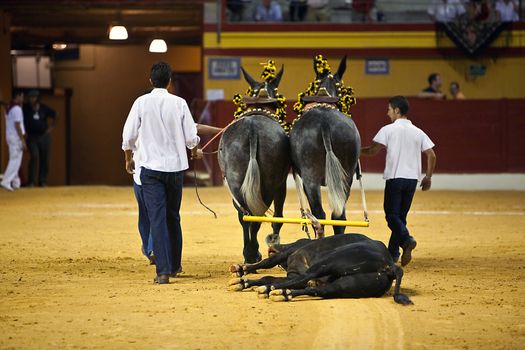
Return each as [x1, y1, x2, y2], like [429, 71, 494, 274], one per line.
[0, 186, 524, 349]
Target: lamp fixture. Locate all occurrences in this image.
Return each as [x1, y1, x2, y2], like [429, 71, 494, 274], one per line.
[149, 39, 167, 53]
[109, 25, 128, 40]
[52, 42, 67, 50]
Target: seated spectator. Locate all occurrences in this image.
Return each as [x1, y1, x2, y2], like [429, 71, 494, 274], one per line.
[289, 0, 307, 21]
[227, 0, 249, 22]
[466, 0, 492, 22]
[417, 73, 446, 100]
[352, 0, 376, 22]
[495, 0, 519, 22]
[253, 0, 283, 21]
[449, 81, 466, 99]
[306, 0, 329, 22]
[428, 0, 466, 22]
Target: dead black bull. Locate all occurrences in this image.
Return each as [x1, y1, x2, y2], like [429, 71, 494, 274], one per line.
[229, 234, 413, 305]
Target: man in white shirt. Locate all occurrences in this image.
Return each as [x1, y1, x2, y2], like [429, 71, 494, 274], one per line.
[122, 61, 202, 284]
[1, 90, 26, 191]
[427, 0, 466, 22]
[361, 96, 436, 266]
[495, 0, 519, 22]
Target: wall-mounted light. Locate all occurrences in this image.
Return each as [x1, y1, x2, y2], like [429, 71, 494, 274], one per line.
[52, 43, 68, 50]
[149, 39, 167, 53]
[109, 25, 128, 40]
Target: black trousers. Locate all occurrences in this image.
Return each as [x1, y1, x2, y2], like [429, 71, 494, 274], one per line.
[27, 133, 51, 186]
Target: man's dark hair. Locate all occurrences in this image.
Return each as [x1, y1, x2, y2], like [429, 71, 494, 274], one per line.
[428, 73, 439, 85]
[11, 89, 24, 99]
[389, 95, 409, 116]
[150, 61, 172, 88]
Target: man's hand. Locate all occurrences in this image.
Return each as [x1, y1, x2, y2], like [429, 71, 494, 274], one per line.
[125, 159, 135, 174]
[420, 176, 432, 191]
[191, 148, 203, 160]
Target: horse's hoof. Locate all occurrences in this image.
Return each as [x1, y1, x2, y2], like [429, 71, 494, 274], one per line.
[265, 233, 280, 246]
[257, 292, 269, 299]
[229, 284, 244, 292]
[228, 277, 242, 286]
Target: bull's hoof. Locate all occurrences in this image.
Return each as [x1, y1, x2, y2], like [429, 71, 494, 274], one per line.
[256, 286, 269, 295]
[229, 264, 244, 277]
[394, 293, 413, 305]
[228, 277, 247, 291]
[269, 289, 293, 302]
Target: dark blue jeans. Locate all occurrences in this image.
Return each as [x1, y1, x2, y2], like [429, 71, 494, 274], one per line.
[140, 167, 184, 276]
[133, 181, 153, 258]
[384, 178, 418, 260]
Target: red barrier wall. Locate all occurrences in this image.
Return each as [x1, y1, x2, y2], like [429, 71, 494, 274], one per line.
[200, 99, 525, 185]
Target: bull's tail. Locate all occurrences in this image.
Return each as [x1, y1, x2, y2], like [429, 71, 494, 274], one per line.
[391, 265, 413, 305]
[321, 123, 349, 217]
[240, 128, 268, 216]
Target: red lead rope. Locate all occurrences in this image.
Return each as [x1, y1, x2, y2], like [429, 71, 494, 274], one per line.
[200, 118, 242, 152]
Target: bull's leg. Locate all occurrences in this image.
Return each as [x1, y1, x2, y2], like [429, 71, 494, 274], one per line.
[266, 180, 287, 247]
[229, 249, 292, 277]
[302, 182, 326, 238]
[238, 209, 262, 263]
[269, 273, 395, 302]
[228, 276, 290, 292]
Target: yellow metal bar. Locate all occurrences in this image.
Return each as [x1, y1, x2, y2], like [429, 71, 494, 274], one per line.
[243, 216, 369, 227]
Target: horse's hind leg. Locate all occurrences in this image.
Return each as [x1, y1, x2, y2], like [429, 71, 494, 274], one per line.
[303, 182, 326, 238]
[238, 210, 262, 263]
[267, 180, 287, 246]
[331, 185, 350, 235]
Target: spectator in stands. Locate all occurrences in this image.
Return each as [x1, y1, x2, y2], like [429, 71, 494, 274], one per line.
[289, 0, 307, 21]
[466, 0, 492, 22]
[428, 0, 466, 22]
[306, 0, 330, 22]
[449, 81, 466, 99]
[495, 0, 519, 22]
[253, 0, 283, 21]
[227, 0, 248, 22]
[352, 0, 376, 22]
[417, 73, 446, 100]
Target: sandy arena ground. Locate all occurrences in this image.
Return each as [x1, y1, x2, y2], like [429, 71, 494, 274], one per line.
[0, 185, 524, 349]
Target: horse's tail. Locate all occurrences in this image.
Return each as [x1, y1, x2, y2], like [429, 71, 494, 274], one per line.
[321, 123, 349, 217]
[240, 127, 268, 216]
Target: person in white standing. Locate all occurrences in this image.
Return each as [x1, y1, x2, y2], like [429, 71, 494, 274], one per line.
[361, 96, 437, 266]
[122, 61, 203, 285]
[1, 90, 26, 191]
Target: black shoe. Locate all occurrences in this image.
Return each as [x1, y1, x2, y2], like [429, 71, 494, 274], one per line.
[154, 274, 169, 284]
[401, 237, 417, 266]
[148, 252, 156, 265]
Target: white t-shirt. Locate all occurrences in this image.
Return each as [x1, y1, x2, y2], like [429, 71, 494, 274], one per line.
[427, 0, 465, 22]
[495, 0, 519, 22]
[5, 105, 25, 141]
[373, 118, 434, 181]
[122, 88, 200, 173]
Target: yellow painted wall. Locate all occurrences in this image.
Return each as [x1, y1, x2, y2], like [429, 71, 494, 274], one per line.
[205, 55, 525, 100]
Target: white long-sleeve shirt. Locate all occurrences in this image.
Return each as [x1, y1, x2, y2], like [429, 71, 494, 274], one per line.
[122, 88, 200, 173]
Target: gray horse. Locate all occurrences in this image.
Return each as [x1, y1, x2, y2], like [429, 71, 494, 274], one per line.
[218, 65, 291, 263]
[289, 56, 361, 237]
